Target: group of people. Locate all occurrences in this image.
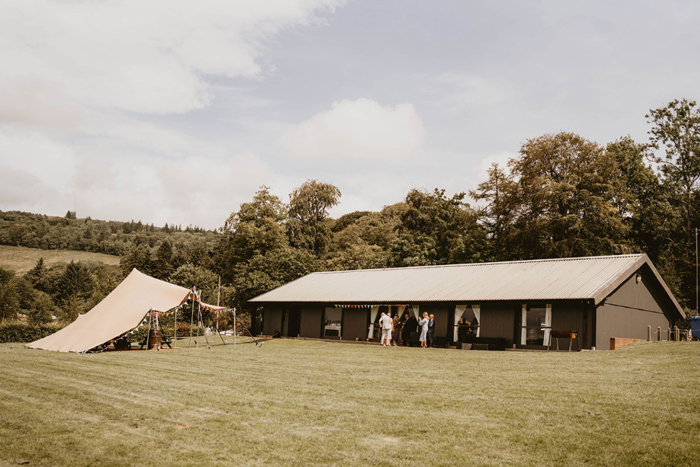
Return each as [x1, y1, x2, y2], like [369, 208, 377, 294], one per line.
[377, 311, 436, 348]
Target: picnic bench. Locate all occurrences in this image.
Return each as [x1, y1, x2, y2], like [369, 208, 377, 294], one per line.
[547, 330, 580, 351]
[138, 330, 172, 350]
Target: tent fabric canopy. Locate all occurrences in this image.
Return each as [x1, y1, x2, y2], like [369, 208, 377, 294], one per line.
[28, 269, 193, 353]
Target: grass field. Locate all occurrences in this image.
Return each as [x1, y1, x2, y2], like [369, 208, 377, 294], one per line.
[0, 245, 120, 274]
[0, 339, 698, 467]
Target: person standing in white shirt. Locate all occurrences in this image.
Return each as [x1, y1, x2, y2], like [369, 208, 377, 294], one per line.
[378, 312, 393, 346]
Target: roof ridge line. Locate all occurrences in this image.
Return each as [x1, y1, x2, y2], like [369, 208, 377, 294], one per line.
[312, 254, 645, 275]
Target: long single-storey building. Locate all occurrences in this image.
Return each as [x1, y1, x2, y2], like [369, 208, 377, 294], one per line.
[249, 254, 685, 350]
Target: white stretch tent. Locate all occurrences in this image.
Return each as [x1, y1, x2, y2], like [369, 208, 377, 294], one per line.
[28, 269, 193, 353]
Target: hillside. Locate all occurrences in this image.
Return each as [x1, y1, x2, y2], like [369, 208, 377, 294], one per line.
[0, 210, 219, 257]
[0, 245, 120, 275]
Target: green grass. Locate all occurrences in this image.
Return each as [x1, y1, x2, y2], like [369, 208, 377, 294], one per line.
[0, 245, 120, 274]
[0, 340, 698, 467]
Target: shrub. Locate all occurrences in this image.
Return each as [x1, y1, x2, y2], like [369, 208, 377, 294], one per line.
[0, 322, 65, 343]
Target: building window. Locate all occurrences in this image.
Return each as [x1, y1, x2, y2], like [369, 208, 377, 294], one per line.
[455, 304, 480, 341]
[521, 304, 551, 346]
[324, 308, 342, 338]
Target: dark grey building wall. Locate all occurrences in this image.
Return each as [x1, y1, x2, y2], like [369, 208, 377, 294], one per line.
[342, 308, 368, 341]
[550, 301, 592, 349]
[479, 303, 516, 348]
[300, 305, 322, 338]
[596, 269, 671, 349]
[263, 305, 283, 335]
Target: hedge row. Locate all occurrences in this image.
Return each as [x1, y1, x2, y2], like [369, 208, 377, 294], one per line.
[0, 322, 205, 345]
[0, 323, 65, 343]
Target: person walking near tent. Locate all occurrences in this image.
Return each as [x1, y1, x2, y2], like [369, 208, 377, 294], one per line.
[418, 312, 429, 348]
[378, 312, 392, 346]
[427, 314, 435, 348]
[391, 314, 400, 346]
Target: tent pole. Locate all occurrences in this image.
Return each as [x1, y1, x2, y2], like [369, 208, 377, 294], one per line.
[233, 309, 236, 349]
[217, 275, 221, 336]
[217, 320, 227, 345]
[174, 305, 177, 349]
[215, 307, 227, 345]
[189, 289, 195, 349]
[145, 309, 152, 350]
[196, 292, 200, 349]
[155, 312, 160, 350]
[199, 296, 211, 349]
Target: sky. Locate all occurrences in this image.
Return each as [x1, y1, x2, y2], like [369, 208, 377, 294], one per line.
[0, 0, 698, 230]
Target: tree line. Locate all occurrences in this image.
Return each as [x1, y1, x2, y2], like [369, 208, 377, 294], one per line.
[0, 211, 217, 257]
[0, 98, 698, 328]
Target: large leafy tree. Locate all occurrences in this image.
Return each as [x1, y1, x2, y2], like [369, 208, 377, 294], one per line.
[215, 186, 288, 281]
[170, 264, 219, 305]
[607, 137, 678, 261]
[325, 211, 399, 270]
[287, 180, 341, 256]
[55, 261, 95, 305]
[215, 185, 322, 314]
[52, 261, 96, 321]
[480, 132, 633, 259]
[646, 99, 700, 244]
[389, 188, 487, 266]
[230, 247, 320, 313]
[0, 267, 20, 322]
[470, 163, 513, 260]
[120, 243, 153, 276]
[152, 240, 174, 280]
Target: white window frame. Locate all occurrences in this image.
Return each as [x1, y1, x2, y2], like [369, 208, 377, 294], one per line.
[521, 304, 551, 346]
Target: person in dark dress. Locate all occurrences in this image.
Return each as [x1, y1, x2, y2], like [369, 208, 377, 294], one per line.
[427, 314, 435, 347]
[402, 312, 416, 346]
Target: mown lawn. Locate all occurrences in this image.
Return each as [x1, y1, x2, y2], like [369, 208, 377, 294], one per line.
[0, 339, 698, 466]
[0, 245, 120, 275]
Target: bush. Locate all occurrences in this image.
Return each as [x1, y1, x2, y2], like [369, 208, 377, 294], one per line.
[0, 322, 65, 343]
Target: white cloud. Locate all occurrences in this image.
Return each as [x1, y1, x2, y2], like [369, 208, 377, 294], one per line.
[0, 0, 347, 121]
[68, 127, 275, 229]
[0, 128, 75, 213]
[0, 79, 84, 129]
[431, 73, 510, 111]
[283, 98, 425, 161]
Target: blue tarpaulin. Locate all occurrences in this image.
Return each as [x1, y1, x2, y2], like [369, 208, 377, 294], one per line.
[690, 316, 700, 339]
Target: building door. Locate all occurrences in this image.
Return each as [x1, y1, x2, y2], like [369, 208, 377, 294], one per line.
[520, 304, 551, 346]
[286, 307, 302, 337]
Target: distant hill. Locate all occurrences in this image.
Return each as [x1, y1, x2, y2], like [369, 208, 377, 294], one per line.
[0, 245, 120, 275]
[0, 210, 219, 258]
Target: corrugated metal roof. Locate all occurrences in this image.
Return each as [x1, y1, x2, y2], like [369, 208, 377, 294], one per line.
[250, 254, 681, 314]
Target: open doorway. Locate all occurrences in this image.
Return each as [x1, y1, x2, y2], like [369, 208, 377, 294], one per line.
[286, 307, 301, 337]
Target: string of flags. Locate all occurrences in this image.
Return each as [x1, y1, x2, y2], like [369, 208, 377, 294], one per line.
[334, 304, 410, 309]
[147, 307, 233, 316]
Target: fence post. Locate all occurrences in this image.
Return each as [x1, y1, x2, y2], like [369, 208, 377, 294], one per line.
[657, 326, 661, 341]
[647, 325, 652, 341]
[667, 328, 671, 341]
[674, 326, 679, 342]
